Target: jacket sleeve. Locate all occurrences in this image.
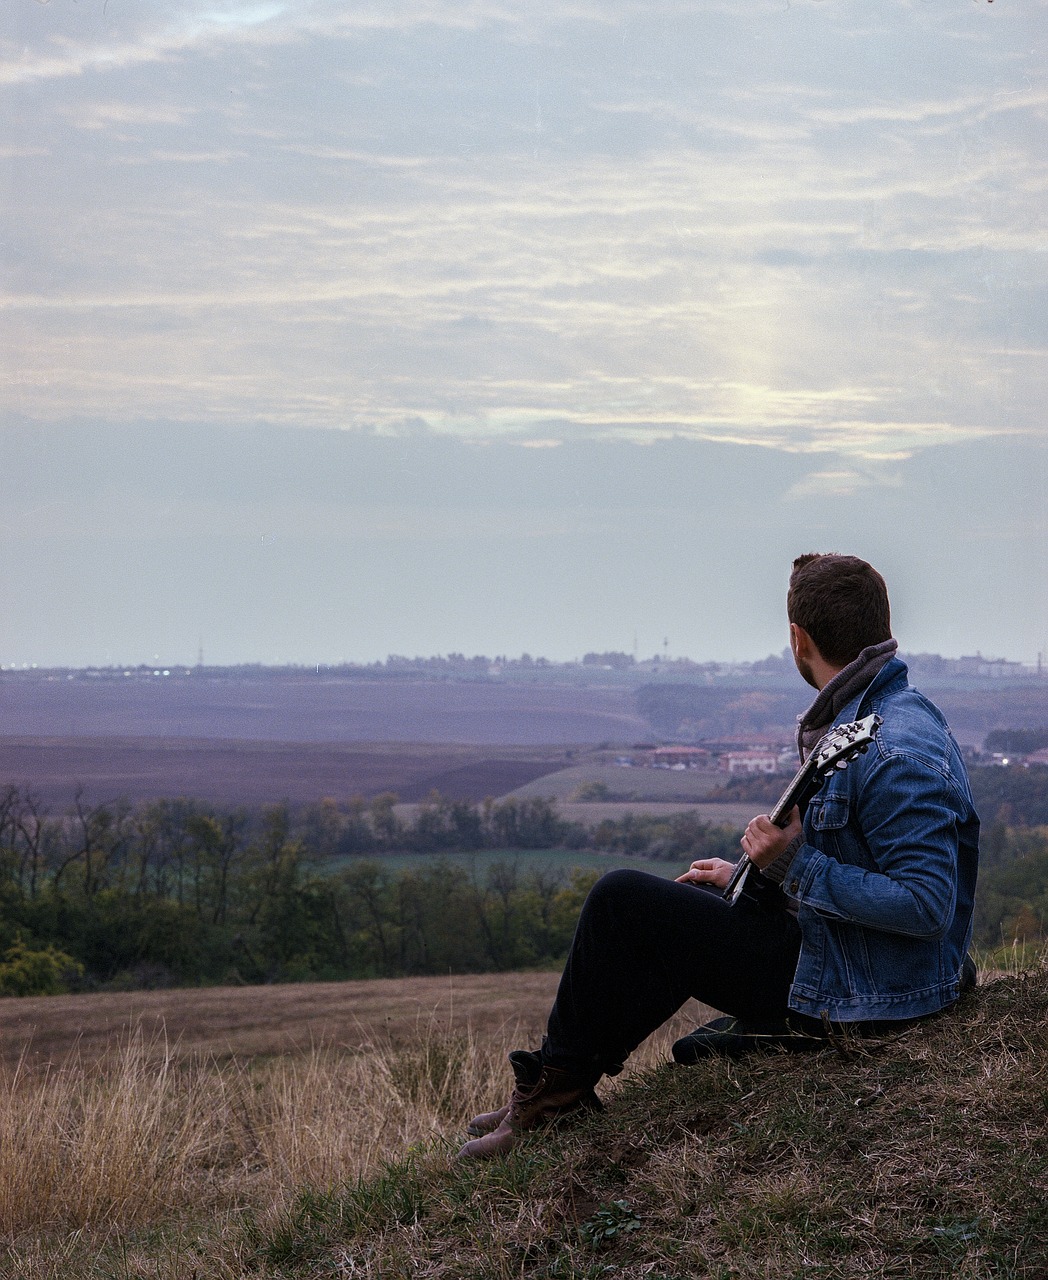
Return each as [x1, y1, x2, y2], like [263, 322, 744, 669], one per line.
[783, 750, 962, 940]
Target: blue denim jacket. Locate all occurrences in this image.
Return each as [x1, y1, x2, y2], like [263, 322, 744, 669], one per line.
[782, 657, 979, 1023]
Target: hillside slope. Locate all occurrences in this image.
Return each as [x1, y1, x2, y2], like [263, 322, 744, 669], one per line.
[254, 965, 1048, 1279]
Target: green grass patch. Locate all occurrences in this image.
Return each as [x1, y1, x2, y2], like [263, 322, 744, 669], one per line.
[325, 846, 685, 880]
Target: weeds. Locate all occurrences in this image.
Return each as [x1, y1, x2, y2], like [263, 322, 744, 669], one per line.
[578, 1199, 643, 1247]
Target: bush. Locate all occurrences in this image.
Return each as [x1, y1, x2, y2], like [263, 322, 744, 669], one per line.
[0, 940, 83, 996]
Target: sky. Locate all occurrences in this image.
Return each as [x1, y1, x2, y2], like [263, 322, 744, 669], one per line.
[1, 0, 1046, 668]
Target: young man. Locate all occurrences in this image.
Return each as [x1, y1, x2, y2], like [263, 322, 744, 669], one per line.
[458, 554, 979, 1160]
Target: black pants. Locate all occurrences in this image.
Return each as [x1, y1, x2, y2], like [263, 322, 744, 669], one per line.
[542, 868, 801, 1077]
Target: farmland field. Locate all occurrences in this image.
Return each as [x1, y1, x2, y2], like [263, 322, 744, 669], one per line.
[507, 762, 726, 802]
[0, 968, 713, 1070]
[0, 736, 574, 807]
[0, 674, 650, 806]
[501, 762, 759, 828]
[2, 671, 1033, 813]
[0, 674, 650, 745]
[0, 737, 759, 826]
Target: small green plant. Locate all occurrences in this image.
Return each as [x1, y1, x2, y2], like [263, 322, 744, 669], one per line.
[579, 1199, 642, 1247]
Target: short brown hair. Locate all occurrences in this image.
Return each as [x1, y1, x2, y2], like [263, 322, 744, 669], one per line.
[787, 553, 892, 667]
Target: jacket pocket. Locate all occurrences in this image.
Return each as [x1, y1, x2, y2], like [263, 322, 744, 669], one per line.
[808, 795, 849, 831]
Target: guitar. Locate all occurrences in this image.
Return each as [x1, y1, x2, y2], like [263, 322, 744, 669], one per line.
[721, 713, 882, 906]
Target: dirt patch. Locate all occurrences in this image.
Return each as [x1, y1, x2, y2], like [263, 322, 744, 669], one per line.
[402, 756, 573, 802]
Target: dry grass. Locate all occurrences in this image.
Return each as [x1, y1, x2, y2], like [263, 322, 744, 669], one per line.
[0, 1023, 507, 1235]
[4, 966, 1043, 1279]
[0, 1036, 224, 1235]
[0, 976, 707, 1278]
[238, 963, 1048, 1280]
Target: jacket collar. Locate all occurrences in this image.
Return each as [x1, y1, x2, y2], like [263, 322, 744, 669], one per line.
[842, 653, 908, 721]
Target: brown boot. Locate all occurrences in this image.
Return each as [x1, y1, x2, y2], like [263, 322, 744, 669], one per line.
[466, 1102, 510, 1137]
[457, 1052, 601, 1160]
[465, 1050, 540, 1137]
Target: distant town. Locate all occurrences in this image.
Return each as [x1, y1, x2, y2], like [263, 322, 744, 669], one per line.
[2, 648, 1045, 689]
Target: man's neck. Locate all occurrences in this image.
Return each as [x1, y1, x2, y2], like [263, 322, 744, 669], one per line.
[811, 656, 844, 691]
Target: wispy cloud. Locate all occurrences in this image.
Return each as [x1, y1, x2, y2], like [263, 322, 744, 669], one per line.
[62, 100, 199, 130]
[0, 0, 564, 88]
[1, 0, 1043, 473]
[785, 468, 882, 499]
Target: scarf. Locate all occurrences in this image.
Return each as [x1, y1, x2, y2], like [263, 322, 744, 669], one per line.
[796, 638, 898, 761]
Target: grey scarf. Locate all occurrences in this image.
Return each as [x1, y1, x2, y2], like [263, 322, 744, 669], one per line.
[796, 639, 898, 760]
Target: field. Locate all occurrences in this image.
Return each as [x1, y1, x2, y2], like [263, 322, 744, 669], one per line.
[508, 762, 724, 802]
[0, 964, 1044, 1279]
[0, 675, 650, 745]
[0, 738, 763, 835]
[0, 736, 574, 807]
[0, 970, 573, 1068]
[5, 673, 1047, 812]
[0, 674, 652, 808]
[504, 762, 758, 828]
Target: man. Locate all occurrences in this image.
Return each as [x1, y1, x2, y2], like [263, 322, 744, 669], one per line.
[458, 554, 979, 1159]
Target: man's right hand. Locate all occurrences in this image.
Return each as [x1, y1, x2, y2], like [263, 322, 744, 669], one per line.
[675, 858, 736, 890]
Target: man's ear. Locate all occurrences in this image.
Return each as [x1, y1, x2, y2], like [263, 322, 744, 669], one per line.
[790, 623, 814, 660]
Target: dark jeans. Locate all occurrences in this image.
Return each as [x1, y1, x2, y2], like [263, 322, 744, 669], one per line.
[542, 868, 801, 1077]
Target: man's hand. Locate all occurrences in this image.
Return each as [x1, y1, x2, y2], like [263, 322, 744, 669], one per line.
[675, 858, 736, 890]
[740, 806, 803, 869]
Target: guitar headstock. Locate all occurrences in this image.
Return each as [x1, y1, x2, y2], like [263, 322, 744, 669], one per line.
[810, 713, 882, 778]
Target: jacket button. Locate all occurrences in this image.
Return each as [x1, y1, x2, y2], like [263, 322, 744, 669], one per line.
[789, 880, 800, 894]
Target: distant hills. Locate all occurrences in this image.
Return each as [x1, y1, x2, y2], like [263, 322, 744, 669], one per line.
[2, 655, 1047, 753]
[2, 655, 1047, 808]
[2, 648, 1043, 689]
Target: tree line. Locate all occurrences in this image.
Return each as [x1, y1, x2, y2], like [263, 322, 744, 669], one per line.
[0, 786, 737, 994]
[0, 769, 1044, 995]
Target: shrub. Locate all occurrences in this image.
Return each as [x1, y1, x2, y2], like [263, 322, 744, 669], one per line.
[0, 940, 83, 997]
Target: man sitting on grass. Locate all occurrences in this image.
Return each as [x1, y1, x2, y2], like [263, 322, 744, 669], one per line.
[458, 553, 979, 1159]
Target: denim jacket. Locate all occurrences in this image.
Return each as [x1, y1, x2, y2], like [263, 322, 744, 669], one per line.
[780, 657, 979, 1023]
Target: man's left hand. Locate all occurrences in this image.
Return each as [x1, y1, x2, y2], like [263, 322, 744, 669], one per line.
[740, 806, 803, 869]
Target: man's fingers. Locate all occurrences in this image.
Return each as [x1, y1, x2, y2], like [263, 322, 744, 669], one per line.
[676, 858, 734, 889]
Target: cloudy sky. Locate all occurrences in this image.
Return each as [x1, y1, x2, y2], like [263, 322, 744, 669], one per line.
[1, 0, 1045, 668]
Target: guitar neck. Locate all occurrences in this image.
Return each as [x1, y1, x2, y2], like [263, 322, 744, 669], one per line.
[721, 756, 820, 905]
[722, 713, 880, 905]
[768, 755, 821, 826]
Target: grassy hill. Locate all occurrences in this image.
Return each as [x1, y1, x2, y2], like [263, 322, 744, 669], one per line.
[247, 966, 1047, 1280]
[0, 964, 1044, 1278]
